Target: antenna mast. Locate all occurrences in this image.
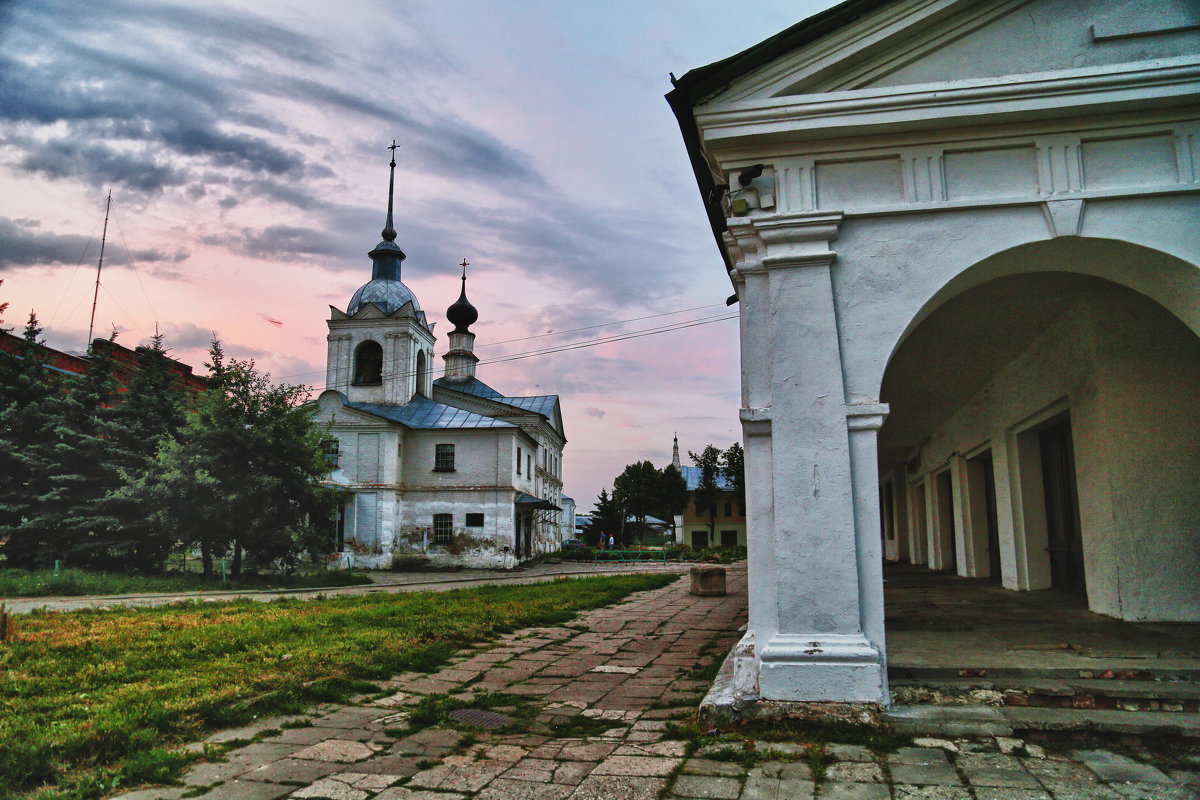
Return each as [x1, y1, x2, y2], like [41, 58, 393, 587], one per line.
[87, 190, 112, 354]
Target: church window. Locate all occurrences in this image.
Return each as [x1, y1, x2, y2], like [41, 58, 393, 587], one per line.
[323, 438, 340, 467]
[465, 513, 484, 527]
[353, 340, 383, 385]
[517, 447, 522, 474]
[527, 454, 531, 476]
[433, 513, 453, 544]
[434, 444, 455, 472]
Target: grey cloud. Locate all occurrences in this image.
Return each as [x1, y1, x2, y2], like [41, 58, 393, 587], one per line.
[0, 217, 175, 271]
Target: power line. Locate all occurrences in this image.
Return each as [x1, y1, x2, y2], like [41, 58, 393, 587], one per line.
[300, 311, 739, 390]
[474, 303, 728, 349]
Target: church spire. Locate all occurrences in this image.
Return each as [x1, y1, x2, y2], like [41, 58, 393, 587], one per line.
[382, 140, 398, 242]
[672, 433, 681, 471]
[367, 140, 406, 282]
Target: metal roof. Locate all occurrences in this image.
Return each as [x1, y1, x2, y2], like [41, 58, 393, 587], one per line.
[435, 376, 561, 425]
[680, 465, 735, 492]
[349, 395, 515, 429]
[347, 278, 421, 316]
[434, 376, 504, 398]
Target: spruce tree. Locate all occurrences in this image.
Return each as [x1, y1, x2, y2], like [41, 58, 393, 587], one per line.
[0, 313, 60, 566]
[93, 333, 187, 570]
[119, 341, 338, 578]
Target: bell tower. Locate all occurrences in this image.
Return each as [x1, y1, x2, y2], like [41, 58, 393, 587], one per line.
[326, 143, 436, 404]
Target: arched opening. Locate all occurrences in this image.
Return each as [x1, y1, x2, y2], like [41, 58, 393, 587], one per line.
[415, 349, 428, 396]
[352, 340, 383, 385]
[878, 251, 1200, 630]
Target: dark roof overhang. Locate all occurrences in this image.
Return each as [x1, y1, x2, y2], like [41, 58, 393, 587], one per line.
[664, 0, 892, 295]
[515, 492, 561, 511]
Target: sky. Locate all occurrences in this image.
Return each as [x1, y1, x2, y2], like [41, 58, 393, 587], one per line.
[0, 0, 837, 510]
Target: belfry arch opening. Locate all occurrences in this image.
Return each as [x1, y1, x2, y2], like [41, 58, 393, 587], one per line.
[876, 244, 1200, 625]
[415, 349, 427, 396]
[352, 340, 383, 385]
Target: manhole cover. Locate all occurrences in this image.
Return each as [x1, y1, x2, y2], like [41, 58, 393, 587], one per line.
[447, 708, 514, 729]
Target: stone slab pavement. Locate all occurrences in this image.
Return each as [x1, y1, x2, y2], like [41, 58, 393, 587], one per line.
[109, 563, 1199, 800]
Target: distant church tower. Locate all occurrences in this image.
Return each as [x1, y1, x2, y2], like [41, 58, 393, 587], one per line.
[326, 146, 435, 403]
[672, 433, 682, 471]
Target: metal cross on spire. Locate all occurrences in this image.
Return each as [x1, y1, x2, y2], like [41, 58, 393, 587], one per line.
[460, 258, 469, 279]
[382, 140, 398, 242]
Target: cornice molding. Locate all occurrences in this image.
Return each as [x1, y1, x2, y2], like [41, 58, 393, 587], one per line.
[698, 57, 1200, 145]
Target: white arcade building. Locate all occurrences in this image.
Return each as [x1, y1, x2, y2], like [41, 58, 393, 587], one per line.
[668, 0, 1200, 706]
[315, 155, 565, 569]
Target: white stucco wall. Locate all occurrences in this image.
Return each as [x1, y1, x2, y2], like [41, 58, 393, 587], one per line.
[897, 281, 1200, 620]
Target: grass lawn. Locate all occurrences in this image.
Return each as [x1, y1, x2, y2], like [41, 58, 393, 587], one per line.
[0, 572, 677, 799]
[0, 567, 372, 598]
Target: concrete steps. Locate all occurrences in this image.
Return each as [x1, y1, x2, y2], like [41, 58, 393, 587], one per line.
[890, 676, 1200, 713]
[883, 704, 1200, 739]
[886, 666, 1200, 739]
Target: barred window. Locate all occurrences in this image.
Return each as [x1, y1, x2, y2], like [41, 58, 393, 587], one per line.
[434, 444, 455, 472]
[433, 514, 453, 544]
[465, 513, 484, 528]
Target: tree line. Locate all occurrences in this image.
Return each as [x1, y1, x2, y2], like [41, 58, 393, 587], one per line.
[584, 442, 744, 547]
[0, 302, 340, 577]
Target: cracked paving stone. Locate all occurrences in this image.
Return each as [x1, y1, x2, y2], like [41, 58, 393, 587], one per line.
[894, 788, 973, 800]
[373, 790, 467, 800]
[242, 758, 343, 783]
[590, 755, 680, 777]
[474, 778, 573, 800]
[670, 773, 741, 799]
[567, 775, 667, 800]
[291, 740, 381, 763]
[825, 762, 885, 783]
[289, 778, 368, 800]
[969, 789, 1051, 800]
[819, 783, 890, 800]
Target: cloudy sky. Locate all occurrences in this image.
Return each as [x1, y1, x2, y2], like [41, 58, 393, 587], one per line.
[0, 0, 836, 508]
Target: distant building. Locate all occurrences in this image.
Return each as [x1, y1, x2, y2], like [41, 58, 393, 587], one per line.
[672, 435, 745, 548]
[314, 155, 566, 569]
[0, 331, 206, 394]
[560, 495, 576, 544]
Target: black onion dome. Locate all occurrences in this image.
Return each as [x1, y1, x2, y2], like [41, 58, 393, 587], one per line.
[446, 276, 478, 334]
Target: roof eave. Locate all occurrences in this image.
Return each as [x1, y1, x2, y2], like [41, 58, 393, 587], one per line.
[665, 0, 892, 296]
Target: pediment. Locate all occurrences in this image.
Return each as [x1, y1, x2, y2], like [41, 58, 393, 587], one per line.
[710, 0, 1200, 104]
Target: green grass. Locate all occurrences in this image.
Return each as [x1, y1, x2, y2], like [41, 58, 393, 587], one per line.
[0, 567, 373, 598]
[0, 572, 677, 799]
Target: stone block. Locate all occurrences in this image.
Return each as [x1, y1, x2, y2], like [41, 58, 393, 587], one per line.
[689, 566, 726, 597]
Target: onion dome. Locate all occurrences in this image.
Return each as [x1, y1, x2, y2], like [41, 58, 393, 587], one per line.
[446, 263, 477, 334]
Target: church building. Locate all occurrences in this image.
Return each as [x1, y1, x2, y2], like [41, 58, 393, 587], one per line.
[315, 153, 565, 569]
[669, 0, 1199, 707]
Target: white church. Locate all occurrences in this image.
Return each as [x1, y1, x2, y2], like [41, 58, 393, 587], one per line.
[315, 155, 566, 569]
[669, 0, 1199, 707]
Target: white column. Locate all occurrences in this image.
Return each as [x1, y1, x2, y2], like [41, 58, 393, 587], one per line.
[730, 212, 886, 706]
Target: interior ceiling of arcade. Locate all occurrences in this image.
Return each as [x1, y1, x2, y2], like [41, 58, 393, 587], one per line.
[877, 269, 1196, 475]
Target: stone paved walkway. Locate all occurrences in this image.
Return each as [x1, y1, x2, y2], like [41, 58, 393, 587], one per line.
[110, 563, 1199, 800]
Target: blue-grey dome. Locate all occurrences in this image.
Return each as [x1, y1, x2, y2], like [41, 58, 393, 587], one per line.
[347, 278, 421, 316]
